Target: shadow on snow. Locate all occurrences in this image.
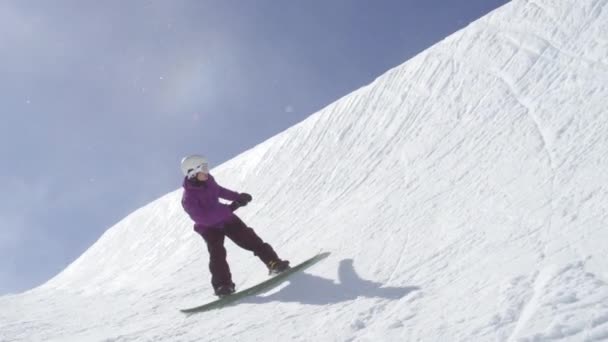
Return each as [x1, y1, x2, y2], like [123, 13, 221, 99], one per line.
[239, 258, 420, 306]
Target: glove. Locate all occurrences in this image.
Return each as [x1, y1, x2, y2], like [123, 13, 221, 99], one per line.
[228, 201, 241, 212]
[236, 193, 252, 206]
[229, 193, 252, 212]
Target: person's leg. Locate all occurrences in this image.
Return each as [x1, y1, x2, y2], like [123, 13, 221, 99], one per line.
[223, 215, 282, 265]
[200, 228, 233, 290]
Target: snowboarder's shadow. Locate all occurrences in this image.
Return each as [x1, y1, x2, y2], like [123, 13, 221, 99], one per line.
[240, 259, 419, 306]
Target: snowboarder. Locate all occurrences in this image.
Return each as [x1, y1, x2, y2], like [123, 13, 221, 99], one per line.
[180, 155, 290, 297]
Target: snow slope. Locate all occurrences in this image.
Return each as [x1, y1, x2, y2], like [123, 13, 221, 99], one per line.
[3, 0, 608, 340]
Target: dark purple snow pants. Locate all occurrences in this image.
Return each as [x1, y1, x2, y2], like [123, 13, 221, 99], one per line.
[199, 215, 279, 290]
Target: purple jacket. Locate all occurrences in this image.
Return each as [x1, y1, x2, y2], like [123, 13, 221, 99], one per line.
[181, 174, 241, 232]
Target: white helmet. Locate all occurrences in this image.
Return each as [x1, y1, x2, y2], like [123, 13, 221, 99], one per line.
[180, 155, 209, 178]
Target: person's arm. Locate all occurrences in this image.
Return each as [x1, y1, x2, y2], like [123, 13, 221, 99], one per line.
[210, 176, 241, 201]
[218, 184, 241, 202]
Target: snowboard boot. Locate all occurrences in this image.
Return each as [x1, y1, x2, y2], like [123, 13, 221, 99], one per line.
[267, 259, 290, 275]
[214, 283, 235, 297]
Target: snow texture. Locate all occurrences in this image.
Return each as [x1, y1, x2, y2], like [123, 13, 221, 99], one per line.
[2, 0, 608, 341]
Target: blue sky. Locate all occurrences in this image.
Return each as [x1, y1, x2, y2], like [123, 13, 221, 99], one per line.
[0, 0, 508, 294]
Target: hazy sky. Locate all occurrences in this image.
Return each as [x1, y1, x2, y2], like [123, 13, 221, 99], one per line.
[0, 0, 508, 294]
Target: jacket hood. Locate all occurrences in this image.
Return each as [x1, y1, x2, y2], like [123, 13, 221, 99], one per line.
[182, 174, 213, 190]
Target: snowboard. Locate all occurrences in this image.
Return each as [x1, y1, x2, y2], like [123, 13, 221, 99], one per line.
[180, 252, 330, 315]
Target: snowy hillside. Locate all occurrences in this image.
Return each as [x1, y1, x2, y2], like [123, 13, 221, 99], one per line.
[3, 0, 608, 340]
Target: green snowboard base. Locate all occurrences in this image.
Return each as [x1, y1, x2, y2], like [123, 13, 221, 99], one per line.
[180, 252, 330, 315]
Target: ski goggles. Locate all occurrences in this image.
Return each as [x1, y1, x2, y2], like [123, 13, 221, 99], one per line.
[187, 162, 209, 178]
